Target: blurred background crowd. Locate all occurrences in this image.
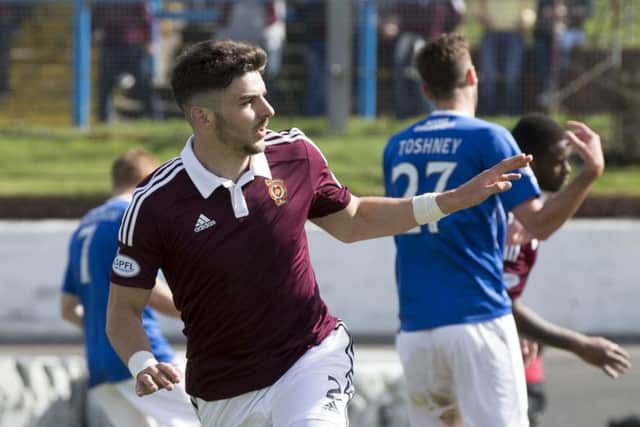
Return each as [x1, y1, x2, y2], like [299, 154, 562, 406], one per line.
[0, 0, 638, 161]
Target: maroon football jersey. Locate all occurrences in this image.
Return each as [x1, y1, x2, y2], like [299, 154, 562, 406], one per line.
[503, 239, 539, 300]
[504, 230, 544, 383]
[110, 128, 351, 400]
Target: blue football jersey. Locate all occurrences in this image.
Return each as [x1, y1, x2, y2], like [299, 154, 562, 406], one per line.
[62, 196, 175, 388]
[383, 111, 540, 331]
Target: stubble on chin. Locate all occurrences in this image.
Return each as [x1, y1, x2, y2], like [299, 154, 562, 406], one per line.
[243, 139, 266, 155]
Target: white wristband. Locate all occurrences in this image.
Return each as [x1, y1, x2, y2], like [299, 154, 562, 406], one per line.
[128, 351, 159, 378]
[412, 193, 446, 225]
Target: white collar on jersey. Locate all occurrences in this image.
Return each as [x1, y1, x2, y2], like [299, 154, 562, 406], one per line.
[110, 193, 133, 204]
[429, 109, 472, 117]
[181, 135, 272, 199]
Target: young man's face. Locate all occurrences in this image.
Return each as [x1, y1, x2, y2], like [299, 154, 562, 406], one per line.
[533, 139, 572, 192]
[213, 71, 275, 156]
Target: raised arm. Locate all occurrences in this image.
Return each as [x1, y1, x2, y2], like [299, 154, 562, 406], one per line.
[106, 282, 181, 396]
[512, 121, 604, 240]
[512, 298, 631, 378]
[312, 153, 531, 243]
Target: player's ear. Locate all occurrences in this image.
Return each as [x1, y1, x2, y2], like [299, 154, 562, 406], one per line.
[466, 66, 478, 86]
[190, 106, 214, 128]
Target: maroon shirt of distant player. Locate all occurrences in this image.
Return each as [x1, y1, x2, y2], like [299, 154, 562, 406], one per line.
[504, 235, 544, 383]
[110, 128, 351, 401]
[503, 239, 539, 300]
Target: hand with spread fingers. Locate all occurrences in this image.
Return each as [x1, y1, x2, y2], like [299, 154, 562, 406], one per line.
[439, 153, 533, 214]
[135, 362, 182, 396]
[565, 120, 605, 179]
[574, 336, 632, 379]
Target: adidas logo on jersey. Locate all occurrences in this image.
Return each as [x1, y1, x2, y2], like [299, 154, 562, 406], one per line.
[194, 214, 216, 232]
[321, 400, 339, 414]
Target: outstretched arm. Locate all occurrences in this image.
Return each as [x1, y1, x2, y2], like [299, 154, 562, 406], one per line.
[107, 282, 181, 396]
[512, 298, 631, 378]
[312, 154, 531, 243]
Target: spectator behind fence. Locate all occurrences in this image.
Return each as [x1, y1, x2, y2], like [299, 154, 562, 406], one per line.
[60, 148, 199, 427]
[478, 0, 535, 116]
[533, 0, 567, 111]
[294, 0, 327, 116]
[558, 0, 592, 81]
[392, 0, 465, 119]
[215, 0, 286, 102]
[92, 1, 163, 122]
[0, 3, 28, 101]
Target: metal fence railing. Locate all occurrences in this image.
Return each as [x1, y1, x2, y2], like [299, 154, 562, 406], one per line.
[0, 0, 638, 160]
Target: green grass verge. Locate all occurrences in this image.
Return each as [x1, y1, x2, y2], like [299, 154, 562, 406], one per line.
[0, 116, 639, 196]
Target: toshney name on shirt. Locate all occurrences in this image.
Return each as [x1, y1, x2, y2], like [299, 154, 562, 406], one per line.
[398, 137, 464, 156]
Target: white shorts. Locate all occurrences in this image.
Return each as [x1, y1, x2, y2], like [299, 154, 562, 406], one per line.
[89, 364, 200, 427]
[396, 314, 528, 427]
[192, 322, 355, 427]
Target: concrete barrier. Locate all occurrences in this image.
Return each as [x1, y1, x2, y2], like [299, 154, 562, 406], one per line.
[309, 219, 640, 338]
[1, 219, 639, 341]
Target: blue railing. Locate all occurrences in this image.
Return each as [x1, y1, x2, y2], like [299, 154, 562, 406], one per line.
[358, 0, 377, 119]
[73, 0, 91, 128]
[66, 0, 378, 127]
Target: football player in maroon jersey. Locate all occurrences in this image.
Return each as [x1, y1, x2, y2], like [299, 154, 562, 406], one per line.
[105, 39, 532, 427]
[506, 113, 632, 426]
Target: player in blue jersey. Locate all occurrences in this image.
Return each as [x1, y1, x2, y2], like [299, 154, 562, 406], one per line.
[383, 34, 605, 427]
[60, 148, 199, 427]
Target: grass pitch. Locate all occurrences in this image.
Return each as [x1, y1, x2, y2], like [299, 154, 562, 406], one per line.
[0, 116, 638, 197]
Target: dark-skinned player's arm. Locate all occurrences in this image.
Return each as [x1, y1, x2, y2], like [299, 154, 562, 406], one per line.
[312, 154, 531, 243]
[106, 282, 181, 396]
[512, 298, 631, 379]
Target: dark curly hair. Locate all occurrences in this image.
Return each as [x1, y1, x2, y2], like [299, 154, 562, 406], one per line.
[170, 39, 267, 111]
[511, 113, 565, 158]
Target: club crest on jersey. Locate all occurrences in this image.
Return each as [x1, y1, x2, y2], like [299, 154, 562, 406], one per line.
[265, 178, 287, 207]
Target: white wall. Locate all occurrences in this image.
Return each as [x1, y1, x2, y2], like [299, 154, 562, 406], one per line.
[0, 219, 638, 341]
[308, 220, 640, 336]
